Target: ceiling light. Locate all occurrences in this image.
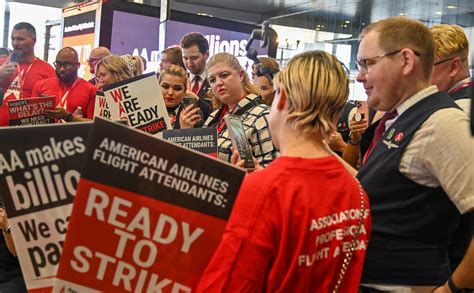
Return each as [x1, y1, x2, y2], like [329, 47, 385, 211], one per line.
[435, 11, 442, 15]
[197, 13, 213, 17]
[399, 12, 406, 16]
[344, 20, 350, 24]
[447, 5, 457, 9]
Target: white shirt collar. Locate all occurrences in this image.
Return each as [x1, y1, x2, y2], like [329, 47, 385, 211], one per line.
[396, 85, 438, 116]
[448, 77, 472, 93]
[189, 71, 206, 82]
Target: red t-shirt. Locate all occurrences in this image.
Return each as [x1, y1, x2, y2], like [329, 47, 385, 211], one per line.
[197, 156, 371, 292]
[0, 58, 55, 126]
[32, 77, 96, 119]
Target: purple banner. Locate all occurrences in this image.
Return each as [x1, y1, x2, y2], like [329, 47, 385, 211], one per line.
[110, 11, 267, 74]
[111, 11, 160, 72]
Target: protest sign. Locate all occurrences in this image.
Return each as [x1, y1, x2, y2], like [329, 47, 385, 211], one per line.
[163, 127, 218, 157]
[0, 122, 91, 292]
[54, 118, 245, 292]
[94, 72, 171, 135]
[8, 96, 55, 126]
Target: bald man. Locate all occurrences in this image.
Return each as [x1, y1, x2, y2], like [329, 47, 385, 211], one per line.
[32, 47, 96, 122]
[87, 46, 111, 84]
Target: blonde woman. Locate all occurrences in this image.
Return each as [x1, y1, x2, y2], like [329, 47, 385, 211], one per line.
[95, 55, 132, 90]
[198, 51, 371, 292]
[121, 54, 144, 77]
[204, 52, 277, 167]
[158, 64, 211, 129]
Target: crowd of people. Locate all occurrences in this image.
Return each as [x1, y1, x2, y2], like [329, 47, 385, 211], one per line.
[0, 16, 472, 292]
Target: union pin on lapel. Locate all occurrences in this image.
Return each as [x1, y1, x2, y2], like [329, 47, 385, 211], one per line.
[383, 139, 399, 149]
[386, 128, 396, 140]
[394, 132, 404, 142]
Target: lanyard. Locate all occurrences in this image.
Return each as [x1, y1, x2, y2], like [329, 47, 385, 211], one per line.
[58, 79, 79, 110]
[17, 58, 37, 100]
[217, 105, 238, 134]
[449, 81, 472, 94]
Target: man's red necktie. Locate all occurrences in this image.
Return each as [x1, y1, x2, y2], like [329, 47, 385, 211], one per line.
[191, 76, 200, 94]
[362, 111, 398, 165]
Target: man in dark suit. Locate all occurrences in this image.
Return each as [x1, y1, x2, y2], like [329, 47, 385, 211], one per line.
[180, 33, 212, 104]
[355, 17, 473, 292]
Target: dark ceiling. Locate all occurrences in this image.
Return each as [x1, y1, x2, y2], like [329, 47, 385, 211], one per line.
[174, 0, 474, 35]
[6, 0, 474, 34]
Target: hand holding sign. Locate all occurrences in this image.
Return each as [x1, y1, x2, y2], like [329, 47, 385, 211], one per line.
[0, 207, 9, 230]
[45, 106, 70, 121]
[94, 72, 171, 135]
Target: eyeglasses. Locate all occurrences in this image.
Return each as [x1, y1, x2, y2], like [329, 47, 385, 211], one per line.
[53, 61, 79, 70]
[87, 57, 100, 64]
[433, 57, 455, 66]
[355, 50, 402, 72]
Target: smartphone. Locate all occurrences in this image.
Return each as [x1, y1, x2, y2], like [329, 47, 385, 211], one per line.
[355, 100, 369, 122]
[9, 51, 19, 64]
[182, 97, 203, 118]
[182, 97, 199, 109]
[225, 114, 255, 170]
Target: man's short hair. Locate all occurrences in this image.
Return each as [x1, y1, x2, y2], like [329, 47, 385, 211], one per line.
[161, 45, 185, 68]
[258, 57, 280, 72]
[13, 22, 36, 38]
[180, 32, 209, 54]
[431, 24, 469, 61]
[360, 17, 435, 79]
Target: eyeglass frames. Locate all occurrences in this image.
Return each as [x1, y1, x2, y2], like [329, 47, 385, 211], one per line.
[53, 61, 80, 70]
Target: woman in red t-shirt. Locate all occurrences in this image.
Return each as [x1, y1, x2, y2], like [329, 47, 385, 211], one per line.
[197, 51, 371, 292]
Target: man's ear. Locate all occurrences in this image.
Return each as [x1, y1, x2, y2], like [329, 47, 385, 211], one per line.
[204, 50, 209, 61]
[400, 48, 417, 76]
[448, 58, 462, 78]
[276, 84, 287, 110]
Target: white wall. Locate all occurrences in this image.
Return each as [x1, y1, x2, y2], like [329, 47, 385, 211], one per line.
[6, 2, 61, 62]
[0, 0, 5, 47]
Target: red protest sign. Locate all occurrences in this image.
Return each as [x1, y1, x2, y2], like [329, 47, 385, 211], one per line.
[8, 96, 55, 126]
[55, 118, 245, 292]
[57, 179, 228, 291]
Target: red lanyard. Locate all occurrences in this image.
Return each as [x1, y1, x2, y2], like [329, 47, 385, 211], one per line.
[58, 79, 79, 109]
[449, 81, 472, 94]
[17, 58, 36, 99]
[217, 105, 242, 134]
